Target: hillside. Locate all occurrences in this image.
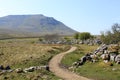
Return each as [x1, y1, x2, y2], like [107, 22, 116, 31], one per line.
[0, 14, 76, 38]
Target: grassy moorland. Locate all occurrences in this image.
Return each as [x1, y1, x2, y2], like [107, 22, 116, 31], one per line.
[61, 44, 120, 80]
[0, 38, 70, 80]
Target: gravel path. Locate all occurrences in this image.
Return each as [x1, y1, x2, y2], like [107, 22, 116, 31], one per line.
[49, 46, 91, 80]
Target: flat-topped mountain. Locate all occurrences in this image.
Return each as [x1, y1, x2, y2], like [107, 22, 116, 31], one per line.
[0, 14, 77, 38]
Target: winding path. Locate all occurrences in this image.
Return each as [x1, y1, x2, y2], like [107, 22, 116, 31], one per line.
[49, 46, 91, 80]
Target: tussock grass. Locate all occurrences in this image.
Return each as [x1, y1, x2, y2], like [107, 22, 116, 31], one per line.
[0, 38, 69, 80]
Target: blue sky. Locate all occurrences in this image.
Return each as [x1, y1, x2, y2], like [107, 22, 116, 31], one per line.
[0, 0, 120, 35]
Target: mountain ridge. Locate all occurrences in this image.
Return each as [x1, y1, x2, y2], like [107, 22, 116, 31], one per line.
[0, 14, 77, 38]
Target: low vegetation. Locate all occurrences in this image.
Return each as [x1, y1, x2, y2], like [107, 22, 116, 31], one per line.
[74, 32, 93, 40]
[101, 23, 120, 44]
[0, 38, 70, 80]
[61, 44, 120, 80]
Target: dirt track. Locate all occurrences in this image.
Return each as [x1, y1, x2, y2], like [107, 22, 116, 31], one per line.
[49, 46, 91, 80]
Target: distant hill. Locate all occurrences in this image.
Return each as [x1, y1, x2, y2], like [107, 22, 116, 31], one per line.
[0, 14, 77, 38]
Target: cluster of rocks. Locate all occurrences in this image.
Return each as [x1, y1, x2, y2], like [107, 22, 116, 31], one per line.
[0, 65, 13, 75]
[0, 65, 49, 75]
[0, 65, 11, 70]
[15, 65, 49, 73]
[79, 39, 102, 45]
[72, 44, 120, 67]
[39, 39, 102, 45]
[39, 40, 68, 44]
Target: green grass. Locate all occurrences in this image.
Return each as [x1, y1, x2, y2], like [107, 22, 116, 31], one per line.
[62, 44, 98, 66]
[75, 62, 120, 80]
[0, 38, 69, 80]
[62, 44, 120, 80]
[62, 50, 84, 67]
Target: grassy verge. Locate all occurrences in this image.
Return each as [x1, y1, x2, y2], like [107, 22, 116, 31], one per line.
[61, 44, 120, 80]
[0, 38, 69, 80]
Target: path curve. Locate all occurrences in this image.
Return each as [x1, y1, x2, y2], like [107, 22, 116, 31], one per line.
[49, 46, 91, 80]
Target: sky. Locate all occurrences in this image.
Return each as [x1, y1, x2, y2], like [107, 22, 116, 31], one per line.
[0, 0, 120, 35]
